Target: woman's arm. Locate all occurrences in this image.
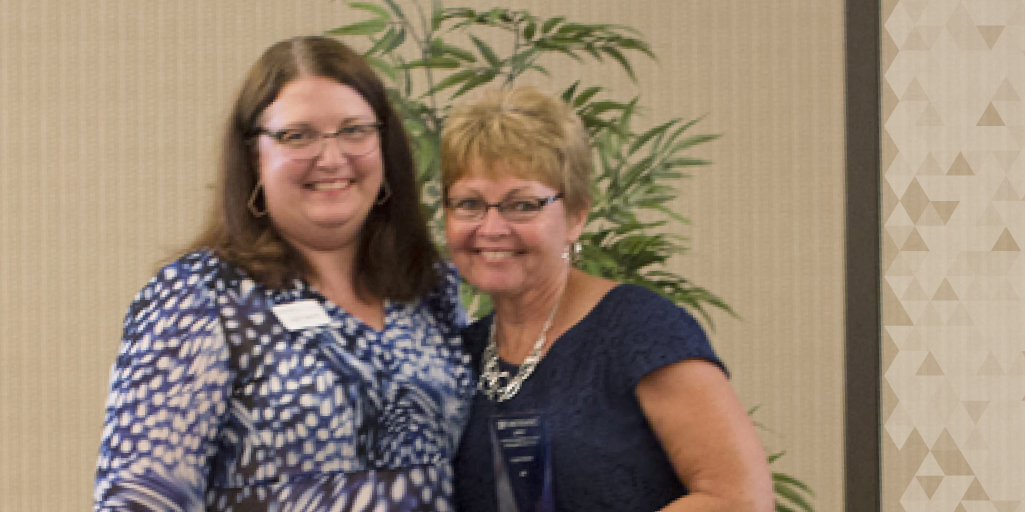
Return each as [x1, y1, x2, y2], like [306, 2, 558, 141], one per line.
[636, 359, 775, 512]
[94, 268, 232, 512]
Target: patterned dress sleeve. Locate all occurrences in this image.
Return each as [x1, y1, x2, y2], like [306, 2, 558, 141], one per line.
[94, 261, 233, 512]
[610, 286, 728, 392]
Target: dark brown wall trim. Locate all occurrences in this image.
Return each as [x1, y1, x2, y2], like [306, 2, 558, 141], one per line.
[844, 0, 881, 510]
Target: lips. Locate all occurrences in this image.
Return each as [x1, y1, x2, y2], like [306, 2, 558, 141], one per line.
[305, 179, 355, 191]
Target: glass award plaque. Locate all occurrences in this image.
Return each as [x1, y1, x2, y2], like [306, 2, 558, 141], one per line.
[490, 411, 554, 512]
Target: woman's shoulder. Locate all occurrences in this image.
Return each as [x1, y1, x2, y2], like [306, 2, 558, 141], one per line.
[434, 261, 461, 293]
[592, 284, 700, 327]
[130, 249, 251, 309]
[149, 250, 224, 289]
[165, 248, 258, 287]
[580, 283, 713, 356]
[418, 261, 459, 301]
[589, 284, 725, 382]
[419, 261, 468, 329]
[600, 283, 674, 305]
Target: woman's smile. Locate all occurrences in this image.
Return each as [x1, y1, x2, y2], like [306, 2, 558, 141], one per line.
[304, 178, 356, 192]
[476, 249, 520, 260]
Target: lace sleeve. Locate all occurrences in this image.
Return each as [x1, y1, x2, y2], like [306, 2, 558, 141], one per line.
[608, 286, 728, 392]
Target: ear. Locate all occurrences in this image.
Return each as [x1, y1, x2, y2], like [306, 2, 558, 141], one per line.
[565, 201, 590, 243]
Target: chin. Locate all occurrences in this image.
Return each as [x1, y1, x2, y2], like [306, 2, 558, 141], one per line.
[307, 206, 367, 226]
[466, 277, 523, 297]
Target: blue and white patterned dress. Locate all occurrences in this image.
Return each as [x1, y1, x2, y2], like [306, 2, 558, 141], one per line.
[95, 250, 474, 512]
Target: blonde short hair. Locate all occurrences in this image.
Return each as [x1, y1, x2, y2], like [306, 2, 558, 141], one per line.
[441, 86, 592, 214]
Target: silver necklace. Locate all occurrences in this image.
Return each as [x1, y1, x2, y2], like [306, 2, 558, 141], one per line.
[478, 289, 564, 402]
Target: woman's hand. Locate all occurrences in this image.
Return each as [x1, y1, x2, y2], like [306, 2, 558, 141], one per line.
[636, 359, 775, 512]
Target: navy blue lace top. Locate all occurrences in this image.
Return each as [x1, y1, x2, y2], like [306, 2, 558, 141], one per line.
[95, 250, 474, 512]
[454, 285, 726, 512]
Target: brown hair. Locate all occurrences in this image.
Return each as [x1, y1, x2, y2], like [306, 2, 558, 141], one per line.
[440, 86, 593, 214]
[188, 36, 441, 301]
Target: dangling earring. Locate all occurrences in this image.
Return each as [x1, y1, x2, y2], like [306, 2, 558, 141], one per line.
[563, 241, 581, 264]
[375, 179, 392, 206]
[248, 181, 267, 217]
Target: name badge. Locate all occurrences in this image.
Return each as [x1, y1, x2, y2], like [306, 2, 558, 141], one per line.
[272, 300, 332, 331]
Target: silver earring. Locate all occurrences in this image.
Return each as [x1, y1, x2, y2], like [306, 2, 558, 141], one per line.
[247, 181, 267, 217]
[375, 180, 392, 205]
[563, 242, 581, 263]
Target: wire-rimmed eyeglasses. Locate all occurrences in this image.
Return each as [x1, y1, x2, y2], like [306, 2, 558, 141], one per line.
[254, 122, 383, 159]
[444, 194, 564, 222]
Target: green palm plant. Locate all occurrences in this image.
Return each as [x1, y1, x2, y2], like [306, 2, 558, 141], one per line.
[329, 0, 727, 320]
[329, 2, 813, 510]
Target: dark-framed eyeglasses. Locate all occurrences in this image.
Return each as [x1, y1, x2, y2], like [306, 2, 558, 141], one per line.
[444, 193, 564, 222]
[254, 122, 383, 159]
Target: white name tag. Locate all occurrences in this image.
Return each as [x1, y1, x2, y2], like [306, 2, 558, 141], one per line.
[272, 300, 332, 331]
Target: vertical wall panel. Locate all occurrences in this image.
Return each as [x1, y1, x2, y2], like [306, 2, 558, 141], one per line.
[0, 1, 845, 509]
[881, 1, 1025, 511]
[652, 3, 847, 509]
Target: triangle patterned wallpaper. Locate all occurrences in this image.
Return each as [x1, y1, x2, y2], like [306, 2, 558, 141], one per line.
[882, 1, 1025, 510]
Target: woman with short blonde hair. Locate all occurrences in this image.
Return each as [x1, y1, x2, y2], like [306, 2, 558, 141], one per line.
[444, 86, 773, 512]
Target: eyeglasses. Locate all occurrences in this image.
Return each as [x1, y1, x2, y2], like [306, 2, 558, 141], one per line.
[255, 122, 383, 159]
[444, 194, 564, 222]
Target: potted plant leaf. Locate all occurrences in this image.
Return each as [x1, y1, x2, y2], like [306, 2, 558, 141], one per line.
[329, 2, 814, 510]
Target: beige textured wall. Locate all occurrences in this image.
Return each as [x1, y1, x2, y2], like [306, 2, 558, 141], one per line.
[0, 1, 845, 510]
[881, 1, 1025, 511]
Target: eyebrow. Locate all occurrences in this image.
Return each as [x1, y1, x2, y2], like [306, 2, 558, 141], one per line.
[338, 116, 377, 124]
[450, 186, 537, 198]
[276, 116, 376, 129]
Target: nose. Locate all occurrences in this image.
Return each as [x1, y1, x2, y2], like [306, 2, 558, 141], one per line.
[315, 137, 348, 167]
[476, 206, 510, 235]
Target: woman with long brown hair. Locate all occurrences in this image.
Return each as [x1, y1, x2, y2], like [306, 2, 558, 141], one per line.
[94, 36, 473, 512]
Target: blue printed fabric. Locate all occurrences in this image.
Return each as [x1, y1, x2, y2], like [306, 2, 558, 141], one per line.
[454, 285, 726, 512]
[95, 250, 474, 512]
